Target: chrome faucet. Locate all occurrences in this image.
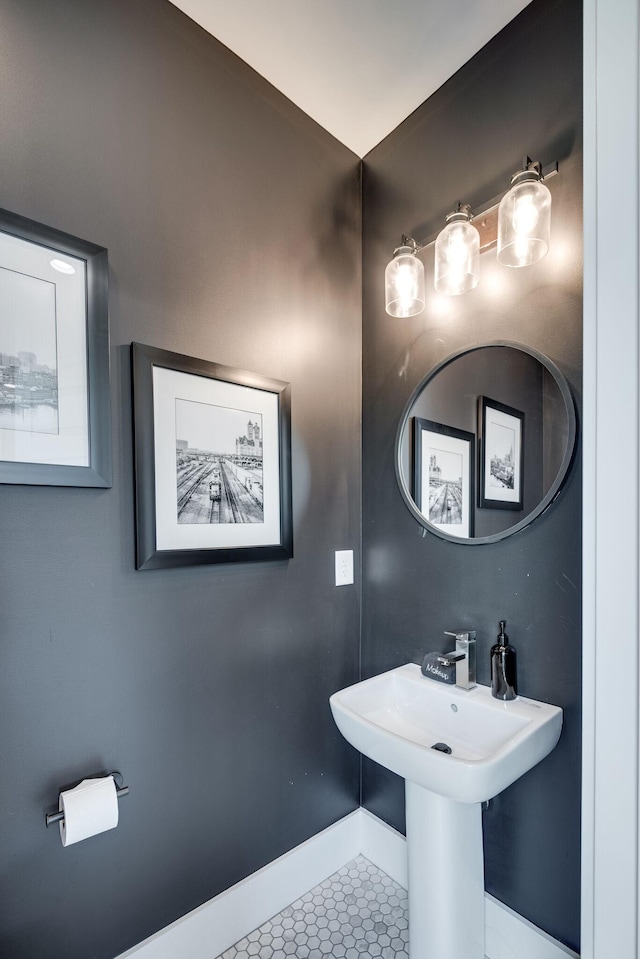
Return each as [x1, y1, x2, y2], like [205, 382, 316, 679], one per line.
[438, 630, 477, 690]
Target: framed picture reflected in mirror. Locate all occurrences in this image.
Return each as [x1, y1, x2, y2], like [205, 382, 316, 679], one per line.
[412, 417, 475, 538]
[478, 396, 524, 510]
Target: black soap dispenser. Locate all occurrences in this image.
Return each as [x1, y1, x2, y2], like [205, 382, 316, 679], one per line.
[491, 620, 517, 700]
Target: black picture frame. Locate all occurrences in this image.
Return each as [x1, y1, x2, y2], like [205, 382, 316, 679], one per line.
[0, 207, 110, 487]
[132, 342, 293, 570]
[478, 396, 524, 510]
[412, 417, 475, 538]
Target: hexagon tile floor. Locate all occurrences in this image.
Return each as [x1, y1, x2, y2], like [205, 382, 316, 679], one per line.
[215, 855, 409, 959]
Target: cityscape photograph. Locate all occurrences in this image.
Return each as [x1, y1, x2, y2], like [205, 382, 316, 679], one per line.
[488, 423, 516, 489]
[0, 267, 59, 434]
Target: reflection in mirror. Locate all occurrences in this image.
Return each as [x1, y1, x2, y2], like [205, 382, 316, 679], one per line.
[396, 343, 576, 545]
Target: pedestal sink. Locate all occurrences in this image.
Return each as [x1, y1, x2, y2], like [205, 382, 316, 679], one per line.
[330, 664, 562, 959]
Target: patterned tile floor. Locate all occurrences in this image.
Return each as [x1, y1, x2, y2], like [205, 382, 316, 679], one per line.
[217, 855, 409, 959]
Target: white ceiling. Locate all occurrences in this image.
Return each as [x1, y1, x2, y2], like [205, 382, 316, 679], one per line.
[169, 1, 532, 157]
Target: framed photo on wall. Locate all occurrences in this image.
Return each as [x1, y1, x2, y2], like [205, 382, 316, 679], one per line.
[412, 417, 475, 538]
[478, 396, 524, 510]
[132, 342, 293, 570]
[0, 207, 111, 487]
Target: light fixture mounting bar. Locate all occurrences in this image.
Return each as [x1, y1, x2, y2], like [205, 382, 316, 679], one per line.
[408, 161, 558, 254]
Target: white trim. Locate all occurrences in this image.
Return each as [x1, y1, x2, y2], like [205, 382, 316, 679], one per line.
[117, 809, 578, 959]
[582, 1, 640, 957]
[581, 1, 597, 949]
[359, 807, 408, 888]
[484, 894, 579, 959]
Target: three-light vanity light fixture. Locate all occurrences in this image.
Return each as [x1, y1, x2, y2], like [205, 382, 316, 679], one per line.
[384, 156, 556, 317]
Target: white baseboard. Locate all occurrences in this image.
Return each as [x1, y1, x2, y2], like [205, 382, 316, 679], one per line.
[484, 893, 580, 959]
[358, 807, 408, 888]
[117, 808, 579, 959]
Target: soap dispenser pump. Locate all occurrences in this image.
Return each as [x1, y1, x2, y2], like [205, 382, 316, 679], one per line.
[491, 620, 517, 700]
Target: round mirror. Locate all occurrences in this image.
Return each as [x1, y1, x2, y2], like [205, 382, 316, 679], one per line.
[395, 341, 577, 544]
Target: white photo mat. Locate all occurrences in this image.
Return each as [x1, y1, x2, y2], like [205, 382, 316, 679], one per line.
[153, 366, 282, 552]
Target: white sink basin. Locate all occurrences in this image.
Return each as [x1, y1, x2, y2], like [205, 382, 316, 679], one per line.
[330, 663, 562, 803]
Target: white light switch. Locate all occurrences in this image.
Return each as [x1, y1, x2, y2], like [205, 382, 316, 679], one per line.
[335, 550, 354, 586]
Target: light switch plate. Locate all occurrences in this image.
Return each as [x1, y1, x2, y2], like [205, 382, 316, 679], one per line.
[335, 549, 354, 586]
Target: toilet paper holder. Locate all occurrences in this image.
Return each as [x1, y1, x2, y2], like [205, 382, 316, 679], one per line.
[45, 771, 130, 828]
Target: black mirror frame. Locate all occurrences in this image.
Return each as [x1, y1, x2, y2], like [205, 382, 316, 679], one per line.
[395, 340, 577, 545]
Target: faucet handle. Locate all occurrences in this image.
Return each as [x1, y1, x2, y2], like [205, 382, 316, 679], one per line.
[444, 630, 476, 641]
[437, 651, 465, 666]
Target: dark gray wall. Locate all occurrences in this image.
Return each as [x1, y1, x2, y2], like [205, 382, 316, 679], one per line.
[0, 3, 361, 957]
[361, 0, 582, 951]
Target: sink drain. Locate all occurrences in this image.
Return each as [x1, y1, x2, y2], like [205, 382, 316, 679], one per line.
[431, 742, 452, 754]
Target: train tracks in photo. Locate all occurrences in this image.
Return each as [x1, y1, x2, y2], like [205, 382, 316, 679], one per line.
[177, 456, 263, 525]
[429, 481, 463, 526]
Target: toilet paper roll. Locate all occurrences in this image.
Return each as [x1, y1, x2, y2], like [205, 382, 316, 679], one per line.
[59, 776, 119, 847]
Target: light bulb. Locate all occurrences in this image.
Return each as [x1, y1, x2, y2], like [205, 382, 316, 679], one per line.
[444, 227, 469, 267]
[512, 194, 539, 235]
[395, 263, 417, 304]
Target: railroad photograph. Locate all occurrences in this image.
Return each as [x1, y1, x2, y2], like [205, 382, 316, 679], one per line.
[175, 398, 264, 526]
[428, 449, 463, 526]
[0, 267, 59, 434]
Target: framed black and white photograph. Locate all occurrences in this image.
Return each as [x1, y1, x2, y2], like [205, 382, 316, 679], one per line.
[412, 417, 475, 538]
[0, 207, 110, 487]
[132, 342, 292, 569]
[478, 396, 524, 510]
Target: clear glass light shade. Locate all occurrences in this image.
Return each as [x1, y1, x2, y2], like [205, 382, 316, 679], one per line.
[497, 178, 552, 267]
[385, 247, 425, 317]
[434, 218, 480, 295]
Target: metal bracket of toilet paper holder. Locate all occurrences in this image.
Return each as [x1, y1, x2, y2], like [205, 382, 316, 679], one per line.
[44, 771, 130, 828]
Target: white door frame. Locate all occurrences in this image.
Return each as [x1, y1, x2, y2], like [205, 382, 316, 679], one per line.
[582, 1, 639, 956]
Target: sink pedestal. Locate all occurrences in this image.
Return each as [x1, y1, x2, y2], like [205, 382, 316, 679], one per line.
[405, 782, 485, 959]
